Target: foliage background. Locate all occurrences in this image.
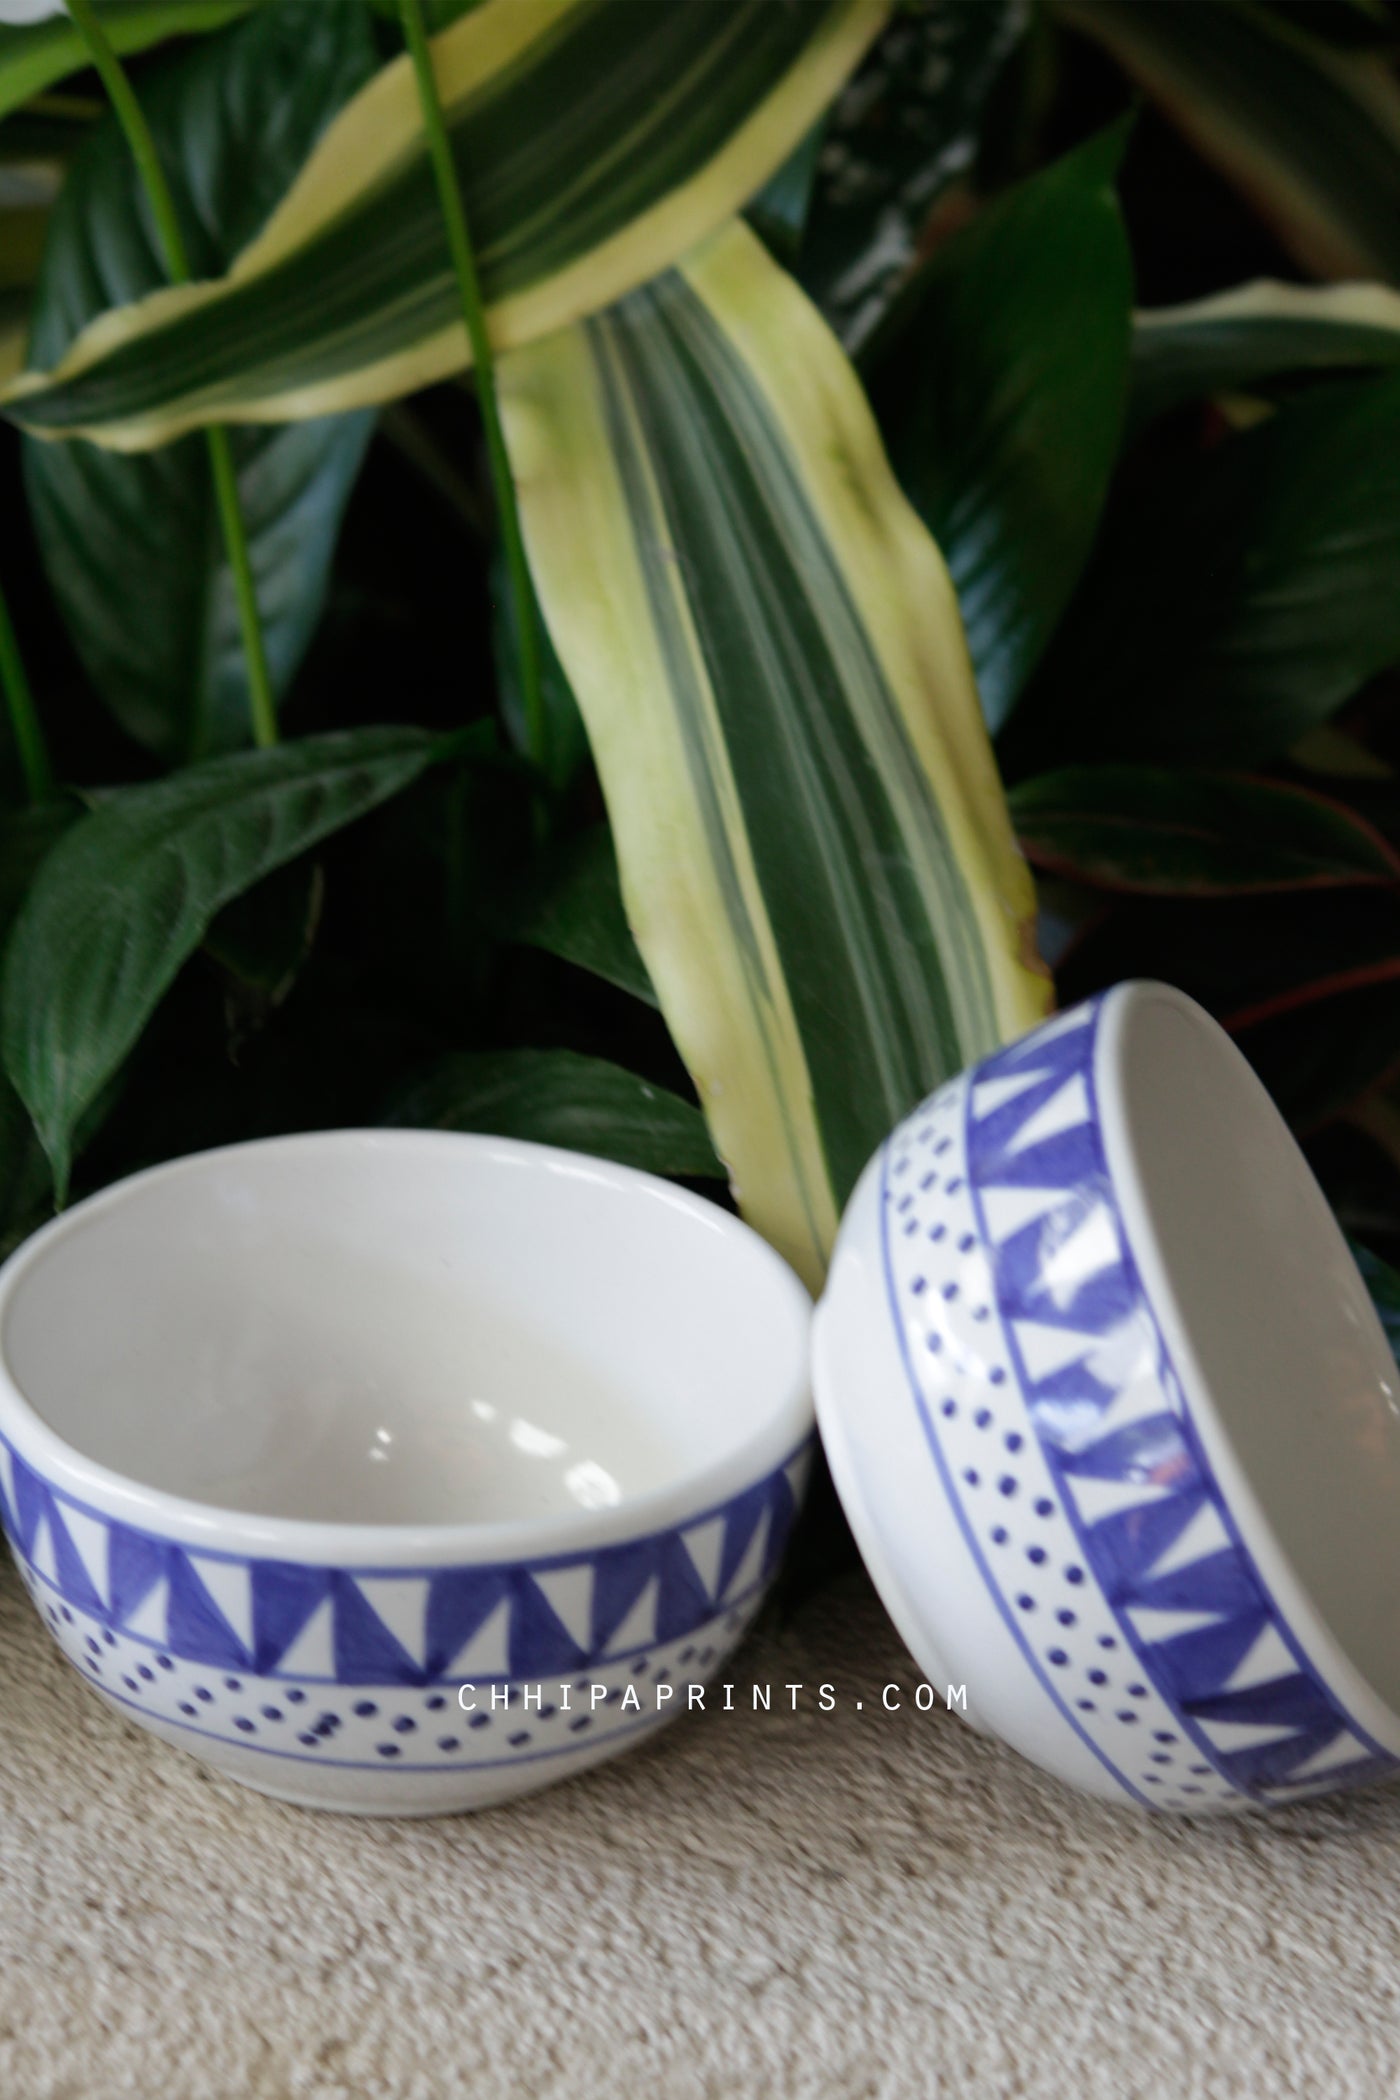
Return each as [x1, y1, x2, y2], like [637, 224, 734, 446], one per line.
[3, 0, 1400, 1498]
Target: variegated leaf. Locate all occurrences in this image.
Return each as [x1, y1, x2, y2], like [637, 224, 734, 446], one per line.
[2, 0, 886, 449]
[500, 220, 1048, 1286]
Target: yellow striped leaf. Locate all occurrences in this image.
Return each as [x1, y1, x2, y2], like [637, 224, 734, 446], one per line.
[1133, 277, 1400, 427]
[500, 221, 1049, 1288]
[2, 0, 886, 451]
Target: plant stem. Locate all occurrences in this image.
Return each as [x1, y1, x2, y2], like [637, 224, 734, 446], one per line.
[64, 0, 279, 750]
[398, 0, 547, 773]
[0, 578, 53, 805]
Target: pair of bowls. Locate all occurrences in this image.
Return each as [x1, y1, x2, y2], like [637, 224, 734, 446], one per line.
[0, 981, 1396, 1815]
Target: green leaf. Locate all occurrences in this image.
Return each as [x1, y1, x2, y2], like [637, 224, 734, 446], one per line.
[1054, 0, 1400, 282]
[1008, 371, 1400, 770]
[501, 219, 1048, 1288]
[21, 3, 376, 762]
[1, 727, 440, 1199]
[2, 0, 887, 447]
[868, 126, 1133, 734]
[0, 799, 75, 934]
[488, 547, 587, 793]
[0, 0, 261, 125]
[502, 825, 657, 1007]
[746, 121, 825, 270]
[799, 0, 1026, 350]
[1010, 765, 1400, 895]
[204, 856, 324, 999]
[1132, 279, 1400, 432]
[388, 1047, 721, 1178]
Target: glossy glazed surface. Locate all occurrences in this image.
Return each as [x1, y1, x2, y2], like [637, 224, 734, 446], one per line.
[0, 1132, 814, 1813]
[815, 983, 1400, 1811]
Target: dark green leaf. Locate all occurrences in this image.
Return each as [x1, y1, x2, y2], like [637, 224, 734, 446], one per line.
[1, 727, 440, 1198]
[1010, 764, 1400, 894]
[0, 800, 76, 935]
[1054, 0, 1400, 282]
[204, 857, 324, 999]
[746, 121, 825, 268]
[1131, 283, 1400, 434]
[1009, 372, 1400, 770]
[502, 825, 656, 1007]
[798, 0, 1026, 350]
[868, 126, 1133, 732]
[387, 1047, 721, 1178]
[0, 0, 262, 124]
[489, 549, 588, 793]
[22, 1, 376, 762]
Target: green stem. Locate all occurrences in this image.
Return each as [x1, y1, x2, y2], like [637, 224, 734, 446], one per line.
[204, 424, 277, 747]
[399, 0, 547, 774]
[0, 578, 53, 805]
[64, 0, 278, 750]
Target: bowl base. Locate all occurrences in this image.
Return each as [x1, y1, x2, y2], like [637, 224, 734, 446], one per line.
[152, 1709, 672, 1816]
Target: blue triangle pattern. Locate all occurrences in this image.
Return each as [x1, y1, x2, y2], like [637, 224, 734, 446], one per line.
[961, 993, 1398, 1806]
[970, 1068, 1079, 1153]
[8, 1449, 45, 1558]
[167, 1551, 249, 1671]
[655, 1533, 714, 1645]
[975, 1124, 1100, 1195]
[716, 1481, 770, 1598]
[1057, 1417, 1190, 1484]
[1147, 1611, 1268, 1705]
[330, 1570, 425, 1685]
[0, 1429, 810, 1687]
[1088, 1491, 1210, 1597]
[251, 1562, 333, 1674]
[510, 1576, 590, 1680]
[108, 1525, 167, 1625]
[47, 1505, 105, 1616]
[591, 1537, 661, 1657]
[424, 1567, 510, 1677]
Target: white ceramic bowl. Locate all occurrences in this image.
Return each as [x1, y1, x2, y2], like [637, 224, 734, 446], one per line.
[815, 981, 1400, 1812]
[0, 1131, 813, 1814]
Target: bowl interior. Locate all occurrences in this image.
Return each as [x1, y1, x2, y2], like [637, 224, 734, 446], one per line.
[1105, 987, 1400, 1707]
[0, 1134, 810, 1527]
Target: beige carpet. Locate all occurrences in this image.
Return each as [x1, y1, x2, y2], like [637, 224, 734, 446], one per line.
[1, 1550, 1397, 2100]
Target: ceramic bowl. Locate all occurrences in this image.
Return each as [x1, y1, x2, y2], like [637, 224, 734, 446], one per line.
[0, 1131, 813, 1815]
[815, 981, 1400, 1812]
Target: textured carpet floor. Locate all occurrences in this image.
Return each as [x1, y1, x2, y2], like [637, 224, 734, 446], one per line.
[1, 1549, 1397, 2100]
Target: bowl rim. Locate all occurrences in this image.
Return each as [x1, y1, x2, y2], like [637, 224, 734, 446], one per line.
[0, 1127, 814, 1565]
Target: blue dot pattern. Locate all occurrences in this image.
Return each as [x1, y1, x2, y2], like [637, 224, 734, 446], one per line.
[0, 1426, 810, 1784]
[881, 997, 1397, 1810]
